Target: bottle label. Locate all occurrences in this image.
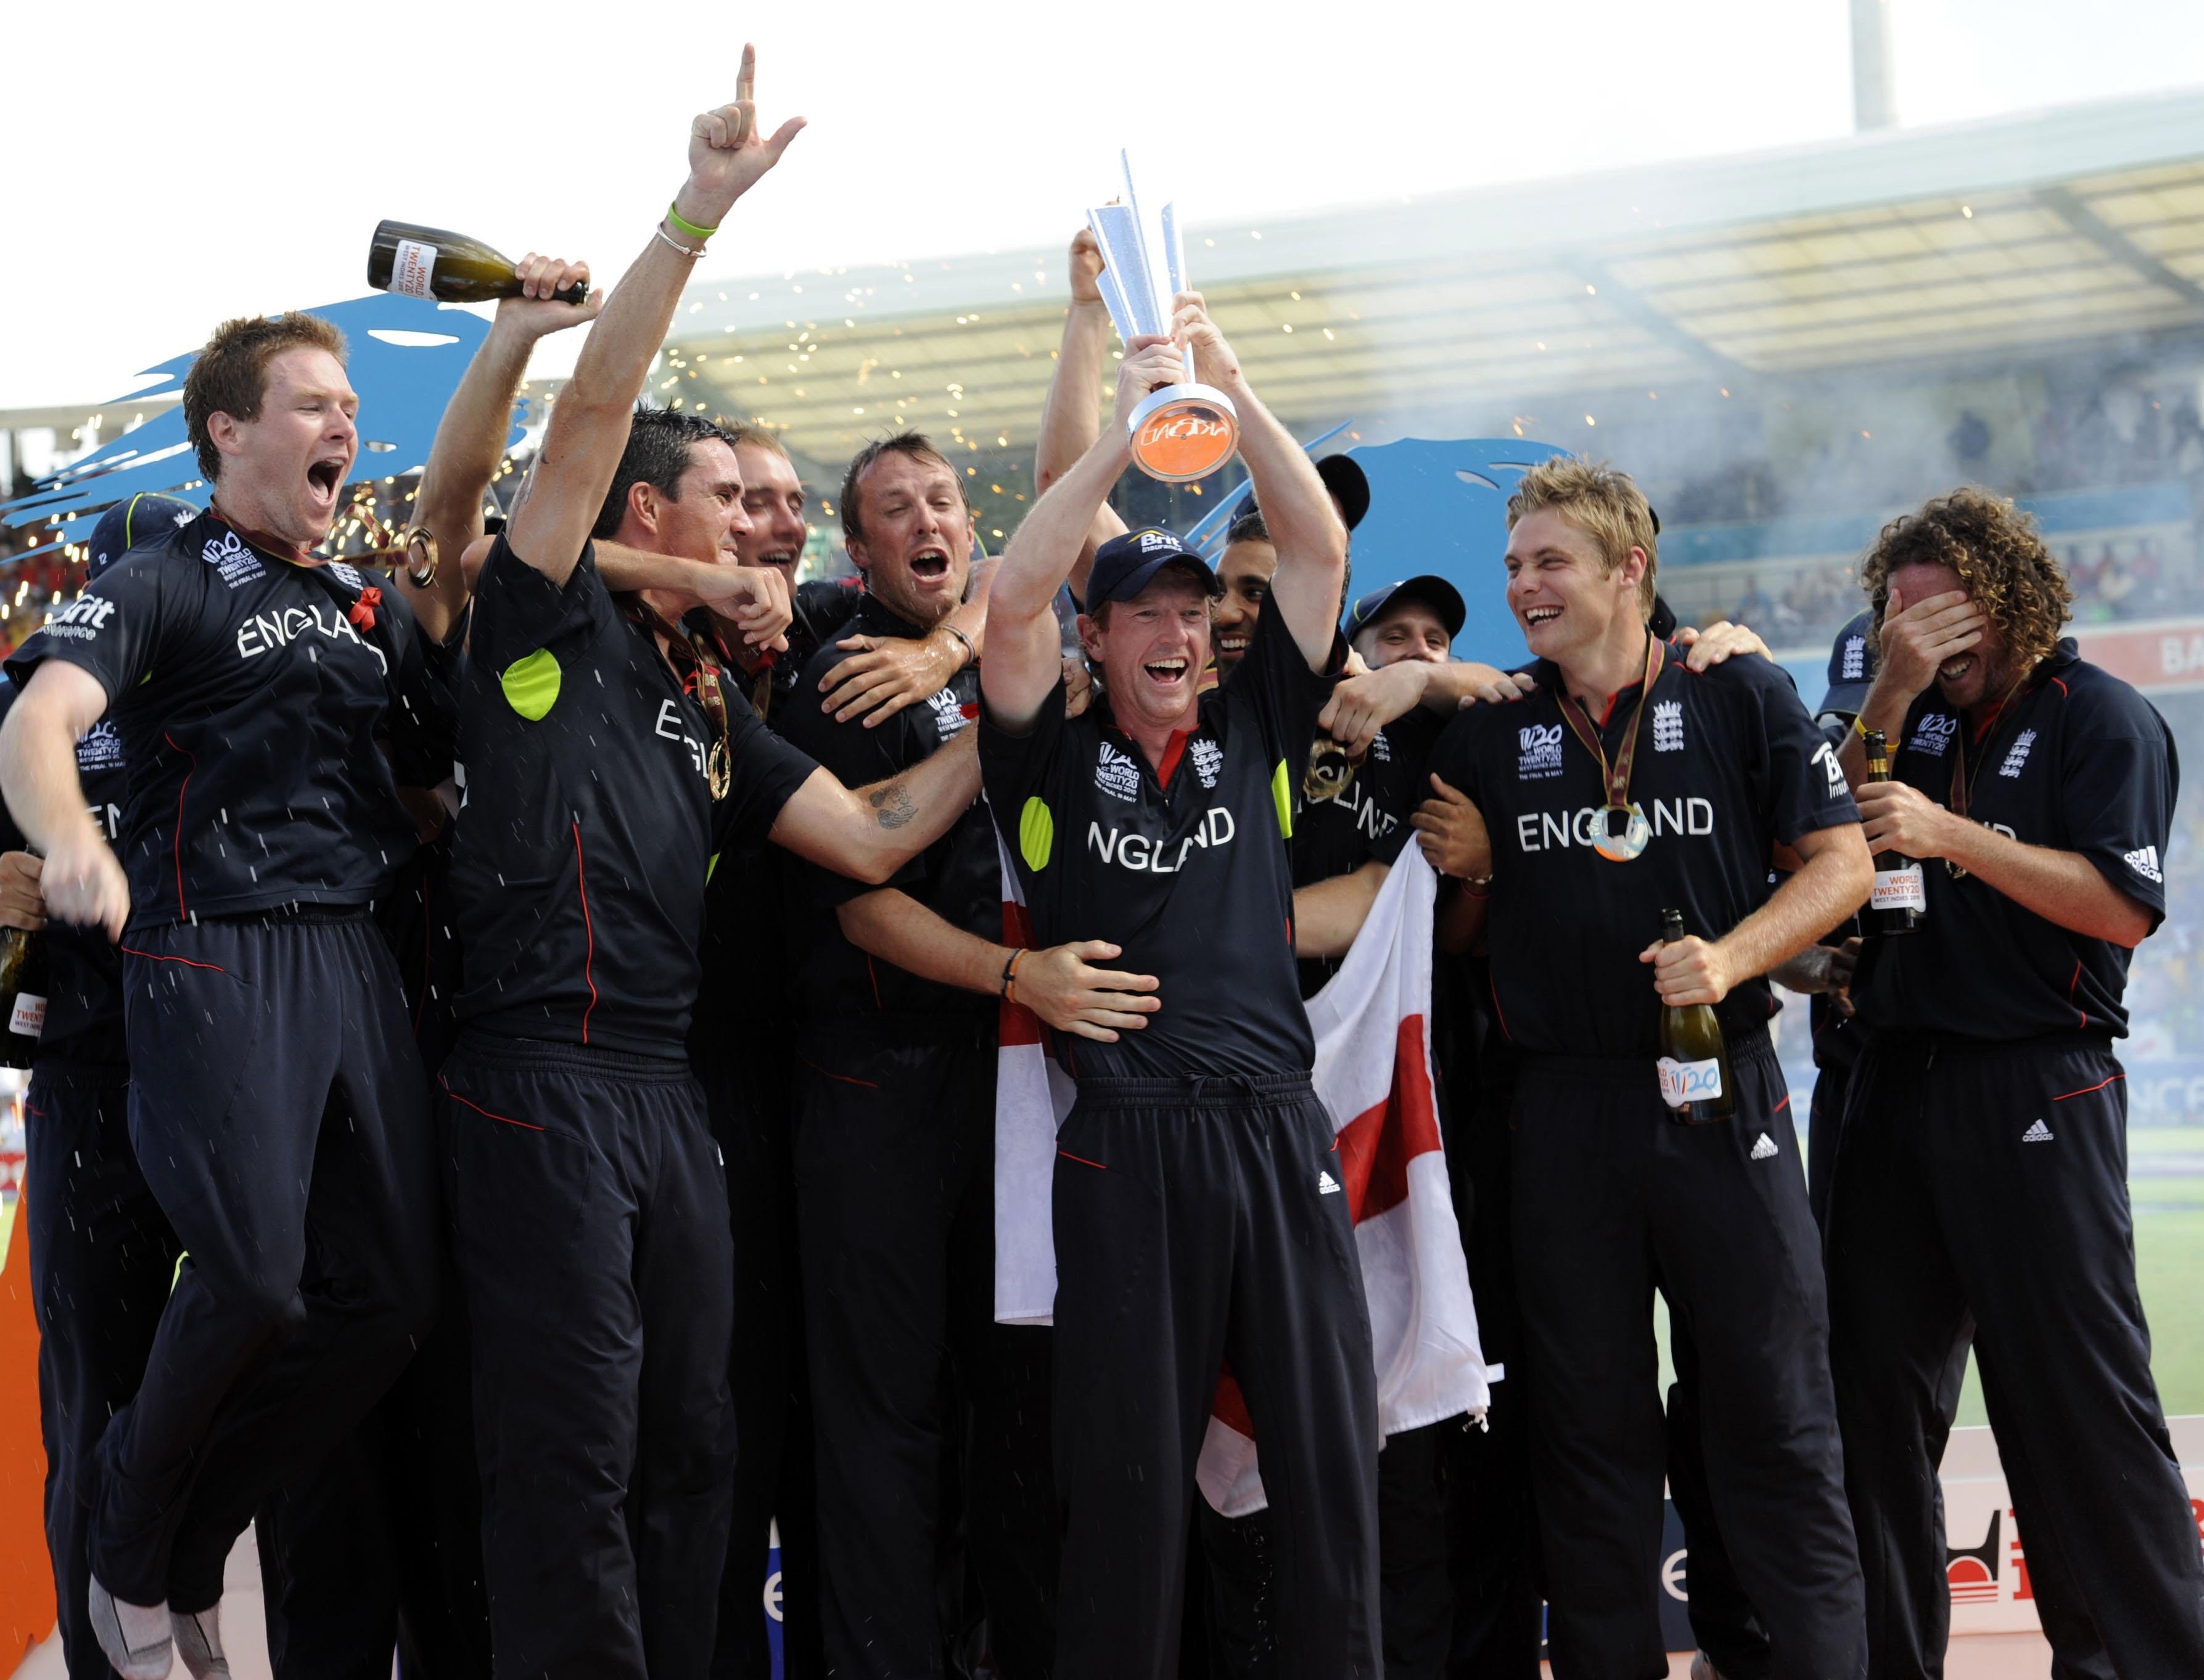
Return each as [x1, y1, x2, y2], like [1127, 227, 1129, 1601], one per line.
[391, 239, 438, 300]
[1872, 864, 1926, 912]
[1656, 1055, 1722, 1110]
[10, 992, 45, 1039]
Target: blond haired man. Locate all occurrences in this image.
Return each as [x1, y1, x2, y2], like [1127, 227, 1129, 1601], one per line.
[1419, 457, 1873, 1679]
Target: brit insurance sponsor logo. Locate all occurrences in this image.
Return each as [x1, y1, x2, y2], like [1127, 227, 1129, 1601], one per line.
[1999, 729, 2036, 778]
[75, 719, 124, 772]
[923, 686, 974, 740]
[42, 595, 117, 643]
[1909, 712, 1959, 757]
[202, 529, 266, 588]
[1652, 699, 1684, 753]
[2125, 844, 2165, 884]
[1086, 809, 1235, 873]
[1095, 739, 1141, 802]
[1515, 797, 1713, 852]
[1811, 739, 1848, 798]
[1517, 722, 1565, 780]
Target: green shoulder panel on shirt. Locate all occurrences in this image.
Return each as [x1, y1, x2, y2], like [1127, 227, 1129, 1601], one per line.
[1019, 796, 1054, 873]
[1272, 759, 1293, 838]
[501, 649, 561, 721]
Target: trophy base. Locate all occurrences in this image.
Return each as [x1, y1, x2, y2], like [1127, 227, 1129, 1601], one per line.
[1127, 384, 1240, 483]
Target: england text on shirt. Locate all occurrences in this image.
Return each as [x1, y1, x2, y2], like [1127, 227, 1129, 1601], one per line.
[1426, 640, 1860, 1058]
[2, 511, 445, 928]
[981, 601, 1341, 1079]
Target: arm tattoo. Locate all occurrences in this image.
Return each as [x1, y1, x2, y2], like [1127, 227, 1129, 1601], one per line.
[869, 780, 916, 830]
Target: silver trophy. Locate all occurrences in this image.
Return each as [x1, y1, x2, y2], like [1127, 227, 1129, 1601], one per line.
[1087, 154, 1240, 482]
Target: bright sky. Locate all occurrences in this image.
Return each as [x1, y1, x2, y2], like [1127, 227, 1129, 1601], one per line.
[6, 0, 2203, 411]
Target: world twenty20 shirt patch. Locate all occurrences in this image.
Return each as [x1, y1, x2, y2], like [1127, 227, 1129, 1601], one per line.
[1517, 721, 1565, 780]
[201, 528, 266, 588]
[1907, 712, 1959, 756]
[1095, 739, 1141, 801]
[924, 685, 976, 741]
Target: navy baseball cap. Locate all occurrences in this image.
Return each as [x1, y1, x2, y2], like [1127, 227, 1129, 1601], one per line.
[1820, 609, 1878, 717]
[1345, 574, 1466, 641]
[1088, 527, 1222, 606]
[88, 492, 197, 581]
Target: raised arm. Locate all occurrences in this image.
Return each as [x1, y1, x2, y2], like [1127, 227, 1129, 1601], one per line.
[592, 540, 792, 653]
[817, 551, 998, 728]
[1035, 228, 1127, 602]
[403, 253, 600, 641]
[0, 663, 125, 937]
[983, 336, 1185, 731]
[1175, 292, 1344, 669]
[508, 49, 805, 587]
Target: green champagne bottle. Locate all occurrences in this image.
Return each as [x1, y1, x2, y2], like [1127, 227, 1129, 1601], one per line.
[1655, 907, 1733, 1123]
[1862, 729, 1925, 937]
[0, 926, 49, 1071]
[366, 221, 588, 306]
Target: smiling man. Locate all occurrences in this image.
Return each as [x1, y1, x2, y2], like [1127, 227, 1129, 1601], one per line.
[1420, 456, 1872, 1680]
[984, 302, 1380, 1680]
[1827, 488, 2204, 1680]
[0, 311, 460, 1679]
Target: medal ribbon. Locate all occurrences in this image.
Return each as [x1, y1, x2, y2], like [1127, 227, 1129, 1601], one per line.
[627, 599, 735, 799]
[1553, 630, 1664, 819]
[1943, 670, 2033, 879]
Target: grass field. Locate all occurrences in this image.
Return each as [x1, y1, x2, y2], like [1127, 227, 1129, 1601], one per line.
[1651, 1124, 2204, 1426]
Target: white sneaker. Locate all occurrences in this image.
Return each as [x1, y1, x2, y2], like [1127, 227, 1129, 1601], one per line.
[87, 1576, 172, 1680]
[172, 1605, 232, 1679]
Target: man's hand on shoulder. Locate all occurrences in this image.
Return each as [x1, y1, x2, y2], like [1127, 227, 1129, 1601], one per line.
[820, 629, 966, 728]
[1320, 662, 1428, 758]
[1674, 619, 1769, 671]
[693, 564, 791, 653]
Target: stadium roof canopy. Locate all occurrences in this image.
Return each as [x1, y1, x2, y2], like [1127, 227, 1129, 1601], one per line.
[655, 86, 2204, 482]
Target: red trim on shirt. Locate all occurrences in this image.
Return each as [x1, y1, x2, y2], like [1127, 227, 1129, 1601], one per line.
[1771, 1094, 1791, 1116]
[1488, 972, 1512, 1042]
[2051, 677, 2069, 698]
[1157, 730, 1191, 789]
[163, 732, 195, 919]
[2068, 958, 2088, 1029]
[866, 956, 884, 1011]
[2052, 1073, 2125, 1103]
[1057, 1148, 1108, 1171]
[572, 820, 598, 1045]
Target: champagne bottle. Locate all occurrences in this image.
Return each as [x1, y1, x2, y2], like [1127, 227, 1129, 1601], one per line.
[1655, 907, 1734, 1123]
[1862, 729, 1926, 936]
[0, 927, 49, 1071]
[366, 221, 588, 307]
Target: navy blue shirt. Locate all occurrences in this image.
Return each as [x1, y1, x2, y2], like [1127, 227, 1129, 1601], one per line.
[1428, 638, 1859, 1058]
[4, 511, 439, 928]
[449, 537, 815, 1055]
[982, 603, 1339, 1079]
[1854, 640, 2174, 1040]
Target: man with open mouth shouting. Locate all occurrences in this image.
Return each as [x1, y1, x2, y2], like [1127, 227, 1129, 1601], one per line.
[0, 304, 471, 1678]
[982, 296, 1380, 1680]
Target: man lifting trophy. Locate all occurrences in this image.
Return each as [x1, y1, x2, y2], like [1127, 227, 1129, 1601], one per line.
[1088, 155, 1241, 481]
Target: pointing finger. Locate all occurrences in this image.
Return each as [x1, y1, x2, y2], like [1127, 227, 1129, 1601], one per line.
[736, 41, 755, 107]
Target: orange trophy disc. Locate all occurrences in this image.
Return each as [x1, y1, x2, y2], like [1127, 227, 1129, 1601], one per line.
[1088, 155, 1241, 484]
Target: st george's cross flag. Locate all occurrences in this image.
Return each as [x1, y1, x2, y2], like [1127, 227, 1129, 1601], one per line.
[992, 828, 1489, 1515]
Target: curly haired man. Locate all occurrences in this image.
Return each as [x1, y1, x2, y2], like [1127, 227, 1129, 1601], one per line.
[1830, 487, 2204, 1678]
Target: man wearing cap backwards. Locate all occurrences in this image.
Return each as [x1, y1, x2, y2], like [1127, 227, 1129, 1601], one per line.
[1418, 455, 1872, 1680]
[1827, 490, 2203, 1680]
[0, 494, 192, 1680]
[984, 300, 1378, 1679]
